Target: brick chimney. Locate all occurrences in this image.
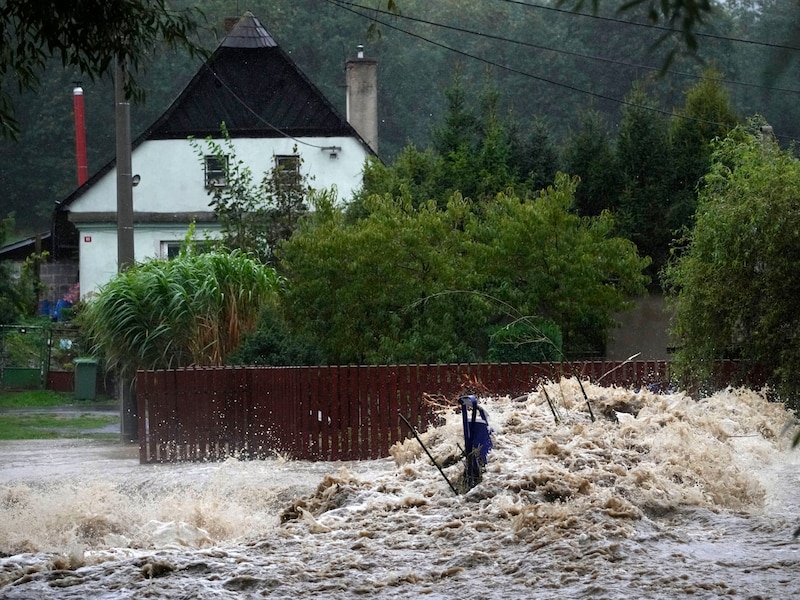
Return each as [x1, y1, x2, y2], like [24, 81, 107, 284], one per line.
[346, 45, 378, 154]
[224, 16, 238, 32]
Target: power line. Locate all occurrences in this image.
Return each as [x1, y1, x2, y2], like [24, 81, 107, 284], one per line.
[200, 63, 337, 151]
[322, 0, 619, 104]
[324, 0, 754, 129]
[499, 0, 800, 52]
[329, 0, 800, 96]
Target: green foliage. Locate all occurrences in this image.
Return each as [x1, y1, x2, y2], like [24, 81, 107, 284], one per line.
[5, 0, 800, 236]
[472, 173, 650, 357]
[562, 110, 622, 217]
[507, 117, 560, 193]
[564, 0, 716, 57]
[227, 306, 323, 366]
[431, 67, 479, 159]
[279, 191, 482, 364]
[82, 250, 282, 376]
[0, 215, 39, 324]
[279, 174, 649, 364]
[616, 82, 674, 279]
[189, 125, 311, 265]
[354, 71, 561, 216]
[1, 325, 48, 369]
[664, 122, 800, 403]
[0, 292, 21, 327]
[352, 148, 443, 213]
[0, 0, 204, 139]
[668, 69, 741, 234]
[0, 217, 19, 325]
[488, 319, 563, 363]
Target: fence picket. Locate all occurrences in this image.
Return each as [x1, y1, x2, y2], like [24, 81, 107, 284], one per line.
[345, 366, 359, 460]
[136, 360, 759, 463]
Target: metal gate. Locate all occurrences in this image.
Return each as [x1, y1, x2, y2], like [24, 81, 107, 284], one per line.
[0, 324, 85, 390]
[0, 324, 49, 389]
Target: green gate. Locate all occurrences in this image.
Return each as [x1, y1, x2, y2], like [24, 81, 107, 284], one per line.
[0, 325, 49, 390]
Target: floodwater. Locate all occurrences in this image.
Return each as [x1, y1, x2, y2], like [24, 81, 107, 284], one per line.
[0, 379, 798, 599]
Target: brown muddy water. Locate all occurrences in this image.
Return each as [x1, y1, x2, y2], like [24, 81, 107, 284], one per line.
[0, 379, 798, 599]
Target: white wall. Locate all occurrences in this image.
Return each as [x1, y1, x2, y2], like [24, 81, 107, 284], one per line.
[69, 136, 367, 215]
[70, 134, 370, 296]
[78, 224, 221, 297]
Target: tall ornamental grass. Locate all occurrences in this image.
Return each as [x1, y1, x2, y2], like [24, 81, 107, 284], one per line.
[82, 250, 281, 375]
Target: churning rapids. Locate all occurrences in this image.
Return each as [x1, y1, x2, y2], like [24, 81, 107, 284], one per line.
[1, 380, 798, 599]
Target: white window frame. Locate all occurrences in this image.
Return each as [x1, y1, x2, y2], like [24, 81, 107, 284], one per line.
[160, 240, 213, 259]
[204, 155, 228, 188]
[274, 154, 301, 185]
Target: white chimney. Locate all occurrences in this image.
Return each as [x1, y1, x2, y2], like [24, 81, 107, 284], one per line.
[346, 45, 378, 154]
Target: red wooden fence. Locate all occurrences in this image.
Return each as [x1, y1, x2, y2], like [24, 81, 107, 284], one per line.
[136, 361, 680, 464]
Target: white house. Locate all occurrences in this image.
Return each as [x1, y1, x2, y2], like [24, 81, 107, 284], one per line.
[54, 12, 377, 296]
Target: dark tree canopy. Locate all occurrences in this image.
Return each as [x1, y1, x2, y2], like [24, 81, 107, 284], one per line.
[0, 0, 204, 139]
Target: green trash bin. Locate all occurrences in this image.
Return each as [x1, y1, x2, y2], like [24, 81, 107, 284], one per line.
[74, 358, 98, 400]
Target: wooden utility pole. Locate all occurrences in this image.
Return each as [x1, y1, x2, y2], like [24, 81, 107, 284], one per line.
[115, 56, 137, 442]
[115, 57, 134, 272]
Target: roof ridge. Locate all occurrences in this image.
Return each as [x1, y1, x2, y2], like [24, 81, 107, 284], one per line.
[222, 11, 277, 49]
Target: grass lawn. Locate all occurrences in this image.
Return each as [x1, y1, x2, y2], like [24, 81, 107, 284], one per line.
[0, 389, 76, 409]
[0, 389, 119, 440]
[0, 413, 119, 440]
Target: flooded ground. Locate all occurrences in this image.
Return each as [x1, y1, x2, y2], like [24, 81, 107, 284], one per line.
[0, 380, 798, 598]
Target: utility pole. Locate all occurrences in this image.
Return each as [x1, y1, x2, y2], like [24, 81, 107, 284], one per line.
[115, 56, 137, 442]
[115, 57, 135, 272]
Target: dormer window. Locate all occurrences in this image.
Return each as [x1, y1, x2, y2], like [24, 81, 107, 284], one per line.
[204, 155, 228, 188]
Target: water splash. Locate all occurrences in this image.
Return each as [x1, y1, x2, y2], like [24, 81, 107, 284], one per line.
[1, 380, 798, 598]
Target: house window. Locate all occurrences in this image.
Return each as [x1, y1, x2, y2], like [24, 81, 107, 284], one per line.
[161, 241, 213, 259]
[274, 154, 301, 187]
[204, 155, 228, 188]
[162, 242, 183, 259]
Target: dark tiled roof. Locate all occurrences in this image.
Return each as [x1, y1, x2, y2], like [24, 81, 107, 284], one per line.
[222, 14, 277, 48]
[147, 11, 354, 140]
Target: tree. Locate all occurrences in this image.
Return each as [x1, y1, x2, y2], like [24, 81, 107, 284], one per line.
[0, 216, 21, 324]
[668, 69, 740, 236]
[562, 109, 622, 217]
[81, 250, 281, 376]
[471, 173, 650, 357]
[0, 0, 203, 139]
[431, 66, 479, 159]
[7, 1, 799, 236]
[437, 73, 561, 200]
[558, 1, 717, 58]
[354, 70, 562, 216]
[190, 125, 311, 265]
[387, 1, 719, 59]
[279, 175, 649, 363]
[616, 81, 673, 280]
[226, 305, 323, 366]
[663, 122, 800, 404]
[507, 117, 560, 194]
[352, 147, 443, 214]
[0, 214, 40, 324]
[279, 191, 482, 364]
